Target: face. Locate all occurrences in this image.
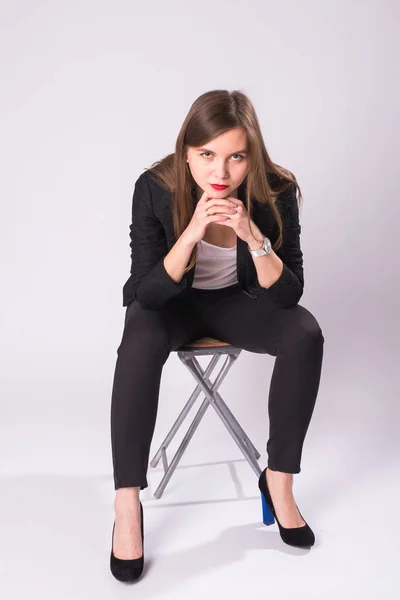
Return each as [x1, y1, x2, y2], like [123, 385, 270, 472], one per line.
[185, 127, 249, 200]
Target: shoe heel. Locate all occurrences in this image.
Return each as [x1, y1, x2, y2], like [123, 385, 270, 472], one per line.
[261, 491, 275, 526]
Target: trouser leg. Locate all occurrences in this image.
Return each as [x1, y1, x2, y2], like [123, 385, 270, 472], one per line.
[189, 285, 325, 474]
[110, 294, 206, 490]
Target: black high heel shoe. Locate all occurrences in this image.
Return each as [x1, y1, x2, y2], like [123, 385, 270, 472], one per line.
[258, 467, 315, 548]
[110, 501, 144, 582]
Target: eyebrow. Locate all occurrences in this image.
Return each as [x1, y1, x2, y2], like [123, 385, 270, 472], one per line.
[198, 147, 248, 154]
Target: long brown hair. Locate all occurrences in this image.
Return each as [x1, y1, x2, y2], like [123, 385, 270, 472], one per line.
[144, 89, 302, 274]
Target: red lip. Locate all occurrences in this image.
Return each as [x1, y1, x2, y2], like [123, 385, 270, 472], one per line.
[210, 184, 229, 190]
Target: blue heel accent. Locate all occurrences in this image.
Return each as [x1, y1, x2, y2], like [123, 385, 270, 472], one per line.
[261, 491, 275, 526]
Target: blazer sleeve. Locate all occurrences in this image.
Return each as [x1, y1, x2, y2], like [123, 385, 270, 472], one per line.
[259, 182, 304, 308]
[125, 172, 189, 310]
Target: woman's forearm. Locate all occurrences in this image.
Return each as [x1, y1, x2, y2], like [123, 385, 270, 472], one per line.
[163, 232, 196, 283]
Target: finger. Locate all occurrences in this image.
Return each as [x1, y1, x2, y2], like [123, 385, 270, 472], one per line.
[227, 198, 241, 206]
[210, 214, 229, 221]
[214, 219, 231, 226]
[205, 207, 236, 216]
[205, 198, 237, 208]
[198, 191, 212, 204]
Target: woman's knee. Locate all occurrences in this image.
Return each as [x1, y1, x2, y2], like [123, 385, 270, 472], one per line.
[117, 300, 170, 355]
[299, 309, 324, 346]
[283, 305, 325, 348]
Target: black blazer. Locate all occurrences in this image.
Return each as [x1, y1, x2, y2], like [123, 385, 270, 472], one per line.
[122, 171, 304, 310]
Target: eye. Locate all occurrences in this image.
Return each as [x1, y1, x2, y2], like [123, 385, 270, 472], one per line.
[200, 152, 245, 160]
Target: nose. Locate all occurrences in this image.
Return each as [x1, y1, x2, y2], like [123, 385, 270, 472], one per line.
[213, 159, 229, 180]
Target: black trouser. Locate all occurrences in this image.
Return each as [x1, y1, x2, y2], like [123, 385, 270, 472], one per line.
[110, 283, 325, 490]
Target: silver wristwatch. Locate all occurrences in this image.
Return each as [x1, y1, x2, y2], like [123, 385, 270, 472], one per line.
[248, 236, 272, 257]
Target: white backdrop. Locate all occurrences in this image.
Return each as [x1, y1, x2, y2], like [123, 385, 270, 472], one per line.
[0, 1, 399, 596]
[1, 0, 398, 480]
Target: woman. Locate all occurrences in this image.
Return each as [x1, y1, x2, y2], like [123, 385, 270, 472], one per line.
[110, 89, 324, 582]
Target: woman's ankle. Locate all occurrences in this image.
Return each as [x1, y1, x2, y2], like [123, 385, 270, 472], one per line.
[115, 486, 141, 496]
[114, 486, 140, 511]
[267, 468, 294, 489]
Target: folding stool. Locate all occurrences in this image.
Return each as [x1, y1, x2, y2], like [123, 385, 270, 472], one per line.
[149, 336, 262, 499]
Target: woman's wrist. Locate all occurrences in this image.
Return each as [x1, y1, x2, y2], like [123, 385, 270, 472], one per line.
[180, 230, 197, 249]
[246, 232, 264, 250]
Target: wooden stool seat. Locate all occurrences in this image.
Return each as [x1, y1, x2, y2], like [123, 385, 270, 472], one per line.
[181, 336, 231, 348]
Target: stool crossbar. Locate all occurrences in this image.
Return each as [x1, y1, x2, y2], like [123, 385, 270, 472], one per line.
[150, 336, 262, 499]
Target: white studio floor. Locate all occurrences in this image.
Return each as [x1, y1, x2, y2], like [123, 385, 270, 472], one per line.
[1, 428, 399, 600]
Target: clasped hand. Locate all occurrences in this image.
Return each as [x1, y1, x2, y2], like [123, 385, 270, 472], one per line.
[203, 194, 263, 245]
[186, 191, 264, 247]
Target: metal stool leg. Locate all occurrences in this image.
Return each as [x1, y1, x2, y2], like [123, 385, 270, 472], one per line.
[182, 356, 261, 461]
[150, 354, 221, 469]
[183, 355, 262, 477]
[211, 392, 261, 459]
[150, 352, 239, 498]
